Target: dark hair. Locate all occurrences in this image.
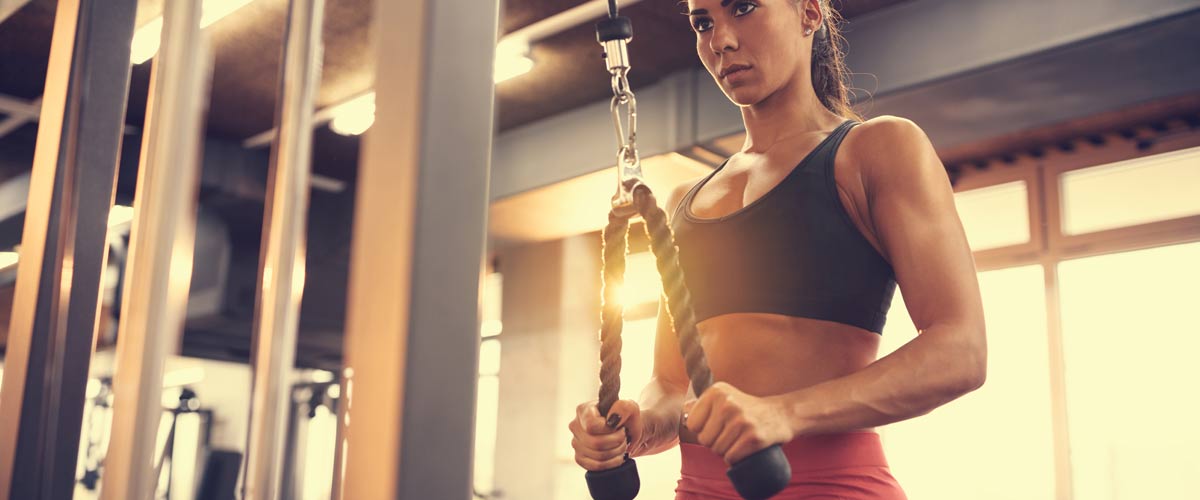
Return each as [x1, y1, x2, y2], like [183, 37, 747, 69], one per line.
[809, 0, 862, 120]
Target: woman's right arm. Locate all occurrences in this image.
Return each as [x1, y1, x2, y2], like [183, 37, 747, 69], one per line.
[628, 300, 692, 456]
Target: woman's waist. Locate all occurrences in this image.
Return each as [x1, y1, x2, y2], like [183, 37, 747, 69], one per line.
[693, 322, 880, 395]
[678, 431, 888, 476]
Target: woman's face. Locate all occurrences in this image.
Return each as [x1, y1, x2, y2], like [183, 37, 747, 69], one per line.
[686, 0, 816, 106]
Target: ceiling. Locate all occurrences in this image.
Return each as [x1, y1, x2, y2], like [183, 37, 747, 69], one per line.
[0, 0, 914, 184]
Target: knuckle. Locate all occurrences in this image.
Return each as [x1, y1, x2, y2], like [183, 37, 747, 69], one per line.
[717, 403, 731, 416]
[581, 435, 601, 451]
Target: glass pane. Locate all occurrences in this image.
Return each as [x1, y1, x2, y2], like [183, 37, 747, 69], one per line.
[479, 338, 501, 376]
[880, 265, 1055, 500]
[1061, 146, 1200, 235]
[481, 272, 503, 338]
[617, 317, 656, 402]
[168, 412, 205, 499]
[474, 375, 500, 494]
[620, 252, 663, 308]
[953, 181, 1030, 251]
[1058, 242, 1200, 499]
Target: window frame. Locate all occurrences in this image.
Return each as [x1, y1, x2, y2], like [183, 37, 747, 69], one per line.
[946, 127, 1200, 500]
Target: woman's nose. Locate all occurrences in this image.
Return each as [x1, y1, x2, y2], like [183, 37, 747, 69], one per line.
[709, 23, 738, 54]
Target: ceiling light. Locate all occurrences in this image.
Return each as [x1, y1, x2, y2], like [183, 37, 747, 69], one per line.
[329, 92, 376, 136]
[0, 251, 17, 270]
[494, 40, 534, 83]
[130, 0, 257, 65]
[108, 204, 135, 229]
[163, 366, 206, 387]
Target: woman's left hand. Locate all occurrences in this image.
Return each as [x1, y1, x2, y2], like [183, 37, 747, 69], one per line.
[683, 382, 795, 464]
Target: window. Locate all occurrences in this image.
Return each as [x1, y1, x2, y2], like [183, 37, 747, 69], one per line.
[953, 180, 1031, 251]
[1060, 146, 1200, 235]
[1057, 242, 1200, 499]
[879, 265, 1055, 500]
[618, 251, 664, 308]
[474, 272, 503, 497]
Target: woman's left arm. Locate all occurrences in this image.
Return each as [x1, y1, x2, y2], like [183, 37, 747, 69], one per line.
[779, 115, 988, 435]
[684, 117, 988, 464]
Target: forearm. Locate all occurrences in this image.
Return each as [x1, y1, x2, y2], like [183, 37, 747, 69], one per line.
[631, 376, 687, 457]
[778, 324, 986, 437]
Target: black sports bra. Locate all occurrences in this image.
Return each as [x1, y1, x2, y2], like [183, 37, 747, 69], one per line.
[670, 120, 897, 334]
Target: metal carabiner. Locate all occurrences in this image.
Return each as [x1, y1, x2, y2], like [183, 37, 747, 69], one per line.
[608, 79, 643, 213]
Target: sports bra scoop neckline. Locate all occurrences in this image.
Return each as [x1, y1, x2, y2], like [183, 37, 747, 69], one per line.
[682, 119, 856, 224]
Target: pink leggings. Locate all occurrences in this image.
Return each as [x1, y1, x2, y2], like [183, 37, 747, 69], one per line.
[675, 432, 907, 500]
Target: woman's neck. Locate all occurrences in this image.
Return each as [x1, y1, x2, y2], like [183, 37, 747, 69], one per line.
[739, 74, 841, 154]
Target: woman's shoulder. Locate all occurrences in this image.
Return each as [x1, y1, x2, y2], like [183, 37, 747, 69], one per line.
[849, 115, 929, 150]
[844, 115, 942, 189]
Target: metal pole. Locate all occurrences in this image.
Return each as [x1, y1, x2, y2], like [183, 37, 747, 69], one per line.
[0, 0, 137, 498]
[330, 0, 497, 496]
[243, 0, 324, 497]
[99, 0, 210, 497]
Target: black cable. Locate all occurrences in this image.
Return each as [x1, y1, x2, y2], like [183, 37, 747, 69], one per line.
[608, 0, 618, 19]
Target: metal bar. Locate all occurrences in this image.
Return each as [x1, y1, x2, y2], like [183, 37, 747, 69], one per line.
[330, 0, 497, 496]
[0, 94, 40, 117]
[243, 0, 324, 497]
[0, 0, 136, 498]
[0, 0, 32, 24]
[0, 116, 31, 138]
[279, 391, 305, 500]
[0, 96, 40, 139]
[98, 0, 210, 497]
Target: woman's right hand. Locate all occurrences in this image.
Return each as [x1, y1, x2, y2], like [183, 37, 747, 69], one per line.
[569, 399, 643, 471]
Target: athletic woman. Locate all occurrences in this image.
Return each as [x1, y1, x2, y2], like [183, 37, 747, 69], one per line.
[569, 0, 987, 498]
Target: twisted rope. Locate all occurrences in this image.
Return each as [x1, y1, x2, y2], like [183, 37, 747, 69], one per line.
[597, 183, 713, 426]
[598, 212, 629, 423]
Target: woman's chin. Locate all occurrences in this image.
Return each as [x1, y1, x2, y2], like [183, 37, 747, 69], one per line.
[723, 85, 764, 107]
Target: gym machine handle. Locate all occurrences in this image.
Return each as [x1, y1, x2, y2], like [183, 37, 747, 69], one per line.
[586, 442, 790, 500]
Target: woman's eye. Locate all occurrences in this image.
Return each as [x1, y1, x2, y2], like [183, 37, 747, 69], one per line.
[692, 18, 713, 32]
[733, 2, 757, 16]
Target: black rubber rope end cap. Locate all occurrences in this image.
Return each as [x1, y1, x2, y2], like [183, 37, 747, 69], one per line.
[726, 444, 791, 500]
[596, 16, 633, 43]
[585, 458, 640, 500]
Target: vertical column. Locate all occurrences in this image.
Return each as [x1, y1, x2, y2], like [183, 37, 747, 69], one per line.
[0, 0, 137, 498]
[243, 0, 324, 498]
[99, 0, 211, 498]
[330, 0, 498, 497]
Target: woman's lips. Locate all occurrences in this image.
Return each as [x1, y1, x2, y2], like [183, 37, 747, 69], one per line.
[721, 64, 752, 80]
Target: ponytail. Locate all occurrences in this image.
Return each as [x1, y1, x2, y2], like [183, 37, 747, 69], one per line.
[808, 1, 861, 120]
